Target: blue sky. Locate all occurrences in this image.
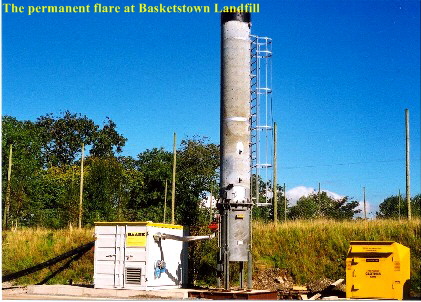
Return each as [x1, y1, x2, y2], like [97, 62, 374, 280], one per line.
[2, 0, 420, 216]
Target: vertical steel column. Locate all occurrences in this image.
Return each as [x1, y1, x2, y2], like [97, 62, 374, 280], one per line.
[219, 12, 252, 290]
[405, 109, 411, 220]
[222, 205, 230, 289]
[239, 262, 244, 289]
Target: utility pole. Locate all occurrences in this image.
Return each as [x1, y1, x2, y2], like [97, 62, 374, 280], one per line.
[163, 180, 168, 223]
[363, 187, 367, 220]
[273, 122, 278, 224]
[3, 144, 13, 229]
[209, 188, 213, 224]
[78, 143, 85, 229]
[171, 132, 177, 225]
[284, 183, 287, 222]
[405, 109, 411, 220]
[318, 182, 321, 216]
[398, 189, 401, 220]
[70, 165, 75, 228]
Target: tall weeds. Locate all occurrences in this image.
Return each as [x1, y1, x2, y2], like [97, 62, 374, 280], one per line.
[2, 228, 94, 285]
[2, 219, 420, 293]
[253, 219, 421, 292]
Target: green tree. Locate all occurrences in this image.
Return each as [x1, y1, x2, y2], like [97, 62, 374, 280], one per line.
[27, 167, 73, 228]
[36, 111, 98, 167]
[90, 117, 127, 157]
[36, 111, 126, 167]
[116, 156, 144, 221]
[128, 137, 220, 226]
[288, 194, 319, 220]
[274, 183, 289, 221]
[176, 137, 219, 226]
[251, 175, 274, 221]
[376, 195, 405, 219]
[377, 194, 421, 219]
[3, 113, 227, 228]
[127, 148, 172, 222]
[250, 177, 290, 222]
[288, 192, 360, 220]
[2, 116, 44, 228]
[2, 113, 128, 228]
[83, 157, 126, 225]
[412, 194, 421, 218]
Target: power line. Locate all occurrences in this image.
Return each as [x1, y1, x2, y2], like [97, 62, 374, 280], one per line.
[280, 157, 420, 170]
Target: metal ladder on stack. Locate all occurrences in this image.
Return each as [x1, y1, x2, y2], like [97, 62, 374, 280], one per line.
[250, 35, 273, 206]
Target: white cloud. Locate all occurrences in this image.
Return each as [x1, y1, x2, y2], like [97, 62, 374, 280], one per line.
[355, 200, 374, 219]
[286, 186, 344, 205]
[326, 190, 344, 201]
[286, 186, 316, 205]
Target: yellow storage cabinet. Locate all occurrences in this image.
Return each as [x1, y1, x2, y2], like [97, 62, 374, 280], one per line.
[346, 241, 410, 300]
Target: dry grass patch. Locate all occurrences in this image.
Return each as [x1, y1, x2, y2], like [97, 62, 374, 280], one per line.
[2, 227, 95, 285]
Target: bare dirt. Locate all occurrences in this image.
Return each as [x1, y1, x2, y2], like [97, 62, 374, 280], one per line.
[252, 268, 295, 291]
[252, 267, 346, 299]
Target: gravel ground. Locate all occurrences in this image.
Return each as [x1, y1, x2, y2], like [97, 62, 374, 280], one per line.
[252, 268, 295, 291]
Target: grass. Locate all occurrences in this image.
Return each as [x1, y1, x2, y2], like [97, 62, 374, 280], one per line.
[2, 219, 420, 293]
[252, 219, 421, 293]
[2, 227, 95, 285]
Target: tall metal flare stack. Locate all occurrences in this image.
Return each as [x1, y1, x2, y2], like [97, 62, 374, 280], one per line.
[218, 12, 252, 290]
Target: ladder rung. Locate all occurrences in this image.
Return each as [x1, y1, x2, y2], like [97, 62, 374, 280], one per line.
[256, 164, 272, 168]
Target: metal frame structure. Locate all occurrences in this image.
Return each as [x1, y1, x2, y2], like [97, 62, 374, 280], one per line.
[217, 13, 274, 291]
[218, 12, 253, 291]
[250, 35, 274, 206]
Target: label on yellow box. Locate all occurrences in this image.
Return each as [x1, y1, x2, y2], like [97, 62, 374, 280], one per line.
[126, 232, 147, 246]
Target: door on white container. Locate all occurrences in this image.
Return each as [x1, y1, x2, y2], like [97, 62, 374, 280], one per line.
[123, 226, 147, 287]
[113, 225, 126, 288]
[94, 225, 125, 288]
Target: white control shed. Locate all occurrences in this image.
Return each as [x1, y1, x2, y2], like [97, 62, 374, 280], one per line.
[94, 221, 188, 290]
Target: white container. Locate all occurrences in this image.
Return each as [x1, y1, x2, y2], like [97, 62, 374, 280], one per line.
[94, 221, 188, 290]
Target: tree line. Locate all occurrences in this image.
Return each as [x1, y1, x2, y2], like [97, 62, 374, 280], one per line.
[2, 112, 419, 229]
[376, 194, 420, 219]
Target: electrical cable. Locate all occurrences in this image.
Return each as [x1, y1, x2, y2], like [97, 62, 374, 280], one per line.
[280, 158, 417, 170]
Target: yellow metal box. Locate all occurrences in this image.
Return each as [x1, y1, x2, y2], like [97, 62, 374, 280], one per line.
[346, 241, 410, 300]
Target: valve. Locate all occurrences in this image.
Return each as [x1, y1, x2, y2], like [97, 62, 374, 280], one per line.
[208, 219, 219, 232]
[154, 260, 166, 279]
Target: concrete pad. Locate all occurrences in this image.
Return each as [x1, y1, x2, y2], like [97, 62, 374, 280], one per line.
[22, 285, 189, 299]
[1, 286, 27, 296]
[27, 285, 60, 295]
[54, 285, 83, 296]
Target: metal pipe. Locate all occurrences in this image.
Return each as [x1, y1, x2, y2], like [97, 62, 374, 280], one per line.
[220, 13, 251, 196]
[273, 122, 278, 223]
[247, 250, 253, 289]
[239, 261, 244, 289]
[219, 12, 252, 290]
[153, 232, 216, 242]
